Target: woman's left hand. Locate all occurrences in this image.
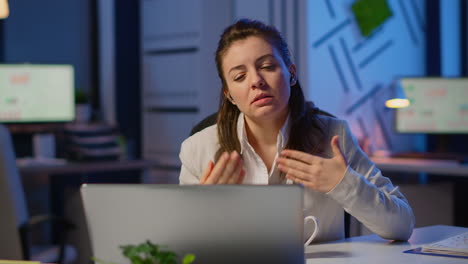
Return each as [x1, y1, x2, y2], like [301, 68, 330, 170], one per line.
[276, 135, 348, 193]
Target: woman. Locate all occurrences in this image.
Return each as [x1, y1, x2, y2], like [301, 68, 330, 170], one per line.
[179, 19, 414, 242]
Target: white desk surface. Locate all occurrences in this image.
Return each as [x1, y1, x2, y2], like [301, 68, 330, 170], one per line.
[371, 157, 468, 177]
[306, 225, 468, 263]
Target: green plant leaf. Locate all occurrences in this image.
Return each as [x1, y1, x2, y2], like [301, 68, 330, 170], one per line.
[158, 251, 177, 264]
[116, 240, 195, 264]
[182, 254, 196, 264]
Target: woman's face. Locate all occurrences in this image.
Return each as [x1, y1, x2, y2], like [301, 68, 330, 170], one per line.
[221, 36, 295, 123]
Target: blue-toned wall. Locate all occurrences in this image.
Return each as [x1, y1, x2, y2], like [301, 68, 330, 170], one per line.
[3, 0, 92, 94]
[305, 0, 427, 154]
[441, 0, 460, 77]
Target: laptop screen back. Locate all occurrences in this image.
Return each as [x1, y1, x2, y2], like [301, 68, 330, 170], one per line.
[81, 184, 305, 264]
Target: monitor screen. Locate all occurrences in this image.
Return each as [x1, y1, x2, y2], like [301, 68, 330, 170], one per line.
[0, 64, 75, 123]
[395, 78, 468, 134]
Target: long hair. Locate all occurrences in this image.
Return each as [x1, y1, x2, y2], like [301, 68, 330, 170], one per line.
[214, 19, 327, 162]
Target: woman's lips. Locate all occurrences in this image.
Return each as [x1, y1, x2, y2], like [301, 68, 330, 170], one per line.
[252, 94, 273, 105]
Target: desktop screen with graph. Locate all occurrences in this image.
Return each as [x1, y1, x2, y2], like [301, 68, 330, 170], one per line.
[395, 77, 468, 134]
[0, 64, 75, 123]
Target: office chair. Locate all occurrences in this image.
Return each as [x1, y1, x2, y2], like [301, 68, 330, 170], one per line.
[189, 108, 354, 237]
[0, 124, 77, 264]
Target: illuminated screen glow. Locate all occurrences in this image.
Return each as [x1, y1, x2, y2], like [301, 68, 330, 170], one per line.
[395, 78, 468, 134]
[0, 64, 75, 123]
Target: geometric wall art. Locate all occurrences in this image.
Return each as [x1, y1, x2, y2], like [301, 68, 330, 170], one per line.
[305, 0, 426, 155]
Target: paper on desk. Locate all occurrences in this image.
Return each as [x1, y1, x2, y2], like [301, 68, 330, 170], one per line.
[0, 260, 41, 264]
[421, 231, 468, 257]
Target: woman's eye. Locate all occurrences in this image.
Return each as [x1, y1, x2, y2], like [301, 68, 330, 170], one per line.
[233, 74, 245, 82]
[261, 64, 275, 70]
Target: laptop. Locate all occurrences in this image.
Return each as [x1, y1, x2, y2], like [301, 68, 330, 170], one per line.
[81, 184, 305, 264]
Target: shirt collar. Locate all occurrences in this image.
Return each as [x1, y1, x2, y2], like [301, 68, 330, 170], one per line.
[236, 112, 291, 155]
[237, 113, 248, 155]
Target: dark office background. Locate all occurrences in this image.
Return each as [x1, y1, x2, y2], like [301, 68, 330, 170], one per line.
[0, 0, 467, 227]
[1, 0, 468, 157]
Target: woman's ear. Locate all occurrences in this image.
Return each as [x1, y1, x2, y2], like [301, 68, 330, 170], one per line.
[224, 90, 236, 105]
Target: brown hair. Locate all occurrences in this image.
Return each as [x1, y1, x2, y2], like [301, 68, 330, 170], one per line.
[214, 19, 327, 162]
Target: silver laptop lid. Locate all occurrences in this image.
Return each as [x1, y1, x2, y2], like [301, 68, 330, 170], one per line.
[81, 184, 305, 264]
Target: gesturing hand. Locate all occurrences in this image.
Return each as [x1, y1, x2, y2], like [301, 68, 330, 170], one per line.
[276, 136, 348, 193]
[199, 151, 245, 184]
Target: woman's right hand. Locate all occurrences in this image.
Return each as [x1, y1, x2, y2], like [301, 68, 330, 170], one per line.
[199, 151, 245, 184]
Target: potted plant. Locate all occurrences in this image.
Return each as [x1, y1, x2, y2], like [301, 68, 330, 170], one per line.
[75, 89, 91, 123]
[92, 240, 196, 264]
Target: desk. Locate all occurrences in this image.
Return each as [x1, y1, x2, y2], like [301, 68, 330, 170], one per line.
[371, 157, 468, 229]
[16, 159, 162, 264]
[306, 225, 467, 263]
[18, 159, 159, 176]
[371, 157, 468, 177]
[17, 159, 160, 216]
[17, 159, 160, 248]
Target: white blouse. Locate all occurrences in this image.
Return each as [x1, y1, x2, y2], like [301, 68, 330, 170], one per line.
[179, 113, 415, 242]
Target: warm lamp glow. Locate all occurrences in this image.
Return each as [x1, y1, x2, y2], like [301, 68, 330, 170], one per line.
[385, 78, 410, 109]
[385, 98, 410, 108]
[0, 0, 9, 19]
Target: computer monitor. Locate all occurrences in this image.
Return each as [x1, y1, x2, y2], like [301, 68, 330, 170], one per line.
[395, 77, 468, 134]
[0, 64, 75, 123]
